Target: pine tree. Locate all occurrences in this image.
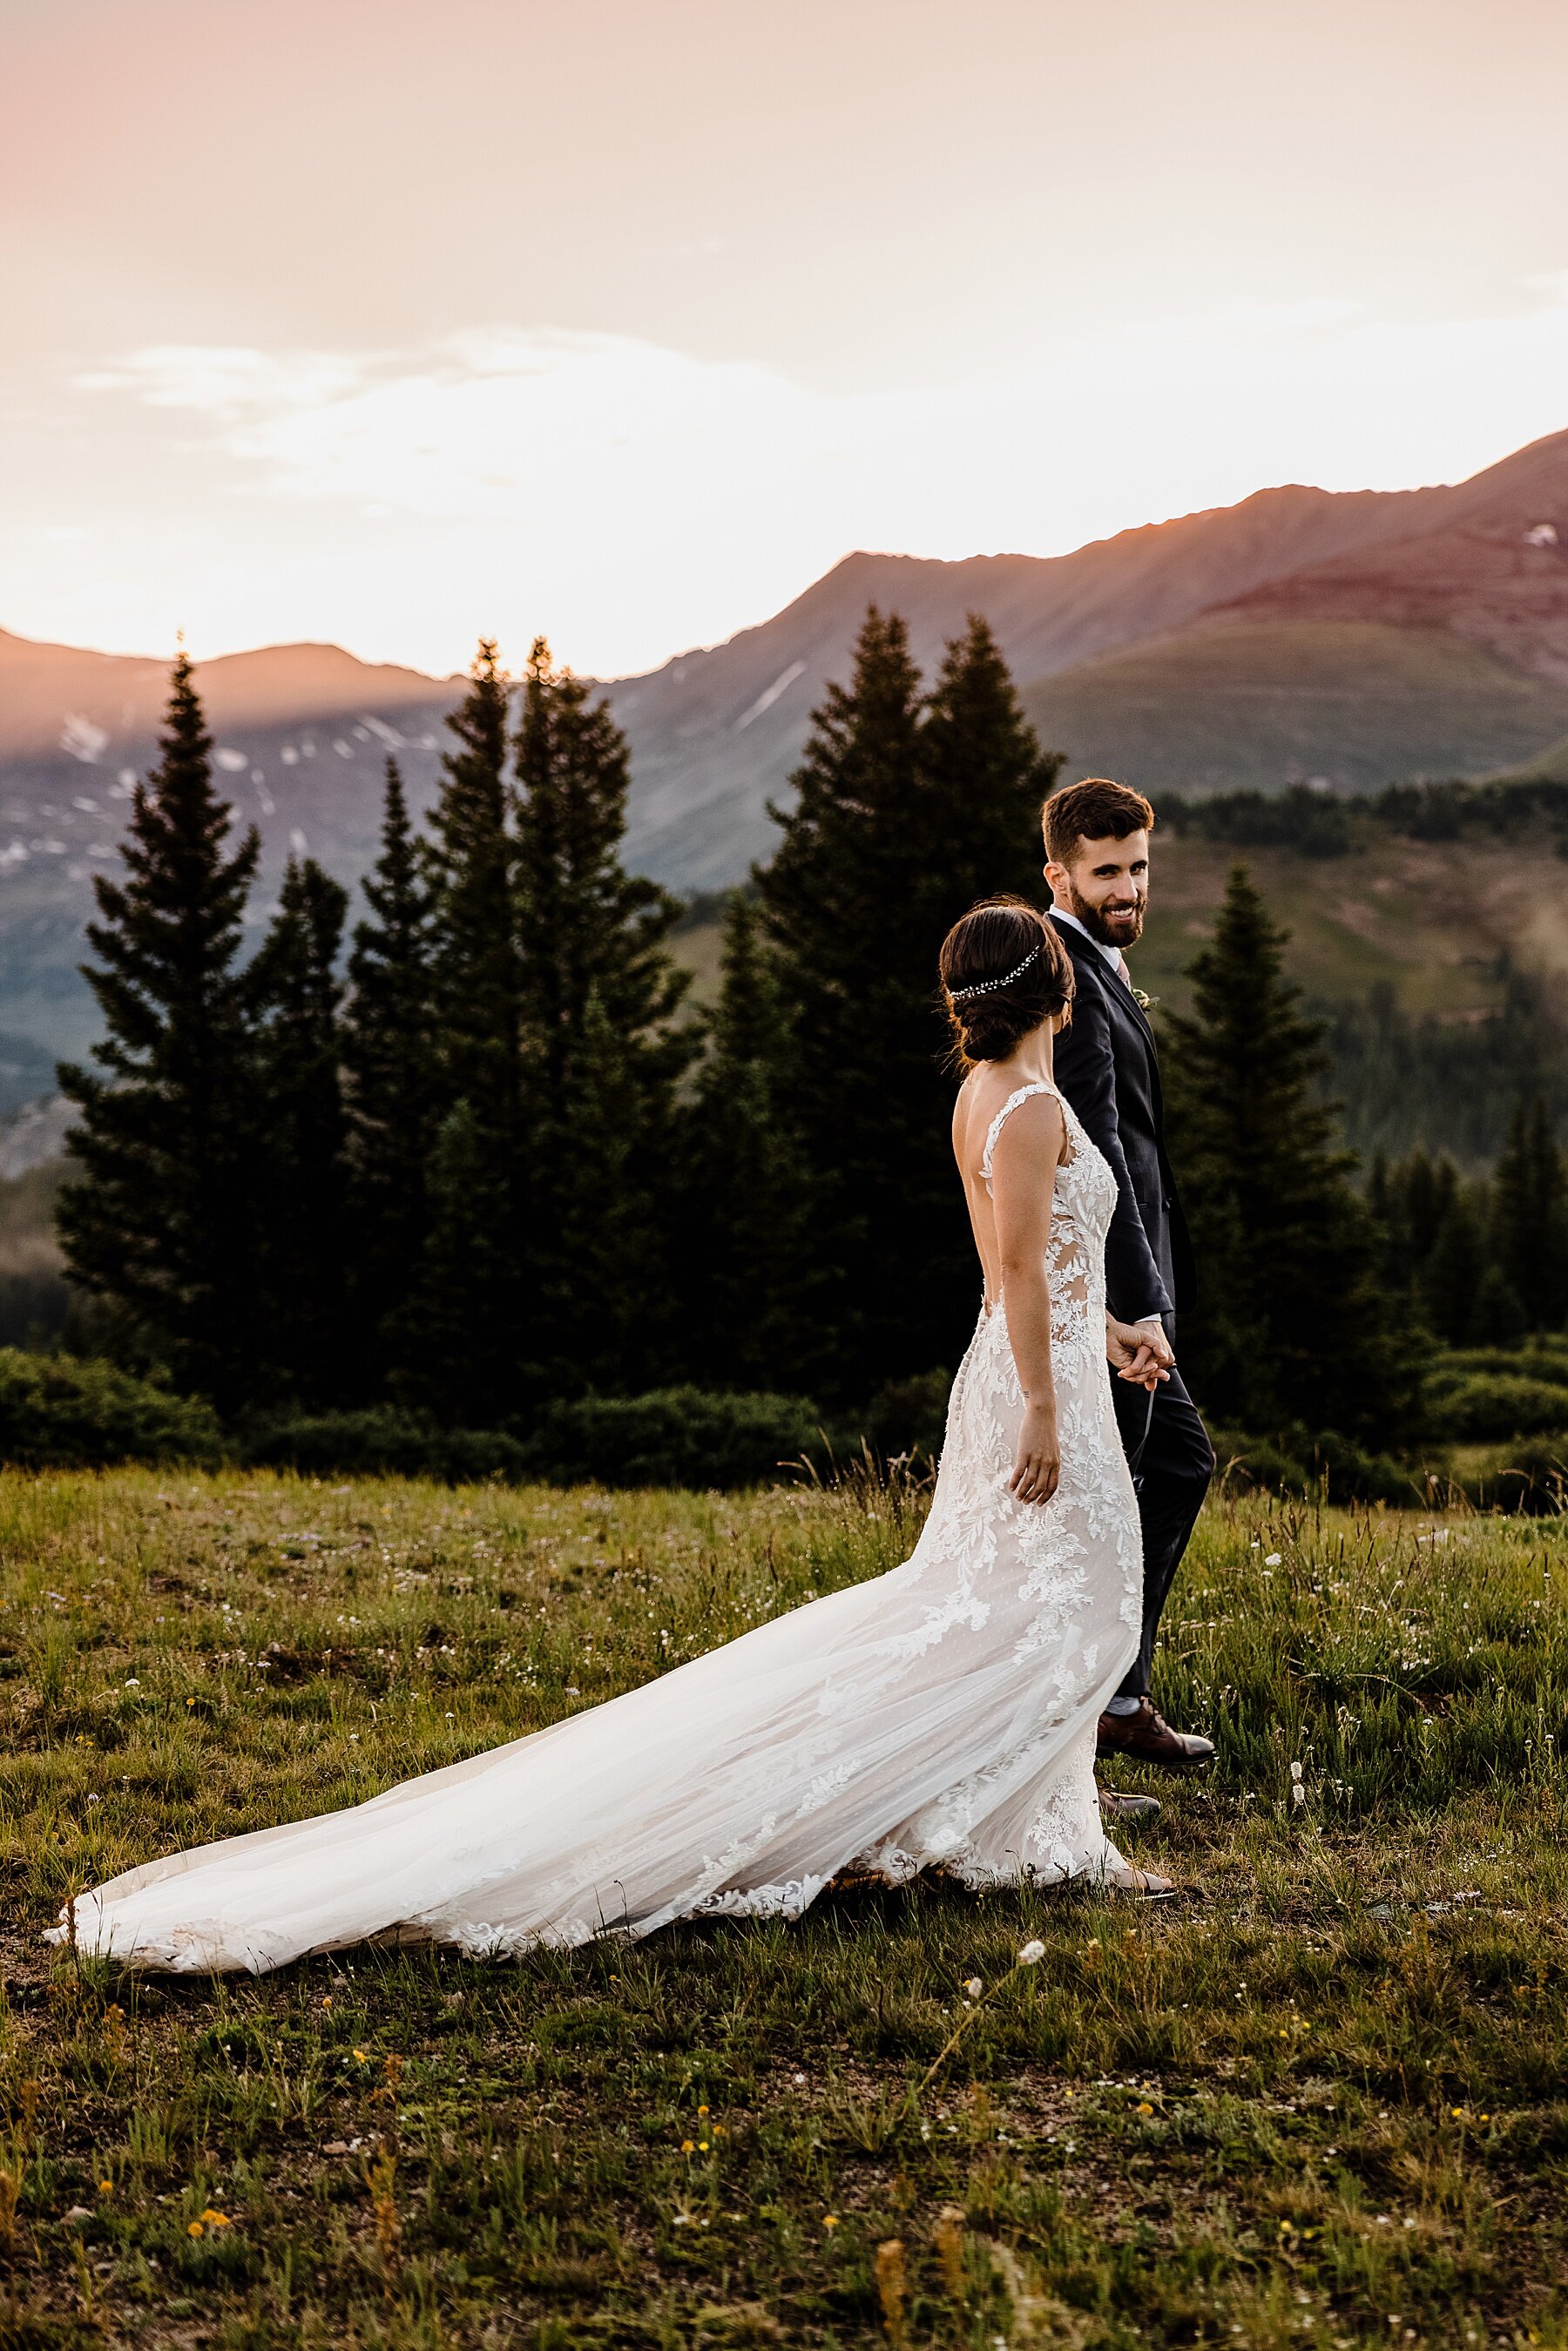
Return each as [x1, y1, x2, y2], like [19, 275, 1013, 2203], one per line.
[681, 890, 812, 1388]
[1421, 1186, 1487, 1344]
[341, 761, 439, 1387]
[754, 606, 1059, 1400]
[1160, 864, 1412, 1438]
[917, 615, 1061, 905]
[249, 855, 350, 1402]
[57, 653, 262, 1409]
[1491, 1098, 1568, 1329]
[1469, 1260, 1527, 1347]
[414, 1100, 523, 1427]
[512, 638, 694, 1397]
[427, 641, 521, 1132]
[405, 643, 527, 1422]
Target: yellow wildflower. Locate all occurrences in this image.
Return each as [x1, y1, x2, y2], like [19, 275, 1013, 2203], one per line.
[187, 2221, 204, 2238]
[823, 2213, 839, 2231]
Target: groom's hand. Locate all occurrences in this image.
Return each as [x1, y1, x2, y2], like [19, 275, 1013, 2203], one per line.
[1106, 1317, 1173, 1392]
[1129, 1316, 1175, 1373]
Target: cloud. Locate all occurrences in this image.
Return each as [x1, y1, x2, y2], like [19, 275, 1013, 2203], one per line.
[55, 292, 1568, 676]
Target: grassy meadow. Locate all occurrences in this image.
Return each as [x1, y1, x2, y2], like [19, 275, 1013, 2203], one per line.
[2, 1466, 1567, 2349]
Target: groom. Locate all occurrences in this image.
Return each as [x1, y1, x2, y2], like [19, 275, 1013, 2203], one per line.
[1043, 778, 1215, 1796]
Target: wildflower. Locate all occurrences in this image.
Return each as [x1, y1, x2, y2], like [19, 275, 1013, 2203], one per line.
[680, 2138, 694, 2154]
[823, 2213, 839, 2230]
[792, 2071, 806, 2087]
[1292, 1785, 1307, 1808]
[698, 2103, 709, 2115]
[187, 2220, 204, 2238]
[201, 2209, 231, 2228]
[1137, 2100, 1153, 2116]
[699, 2140, 709, 2152]
[1018, 1940, 1045, 1966]
[1265, 1553, 1282, 1567]
[1289, 1760, 1303, 1782]
[354, 2049, 369, 2064]
[963, 1976, 983, 1998]
[98, 2179, 112, 2192]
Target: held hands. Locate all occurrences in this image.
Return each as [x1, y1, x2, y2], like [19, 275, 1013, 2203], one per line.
[1010, 1399, 1061, 1507]
[1106, 1314, 1173, 1394]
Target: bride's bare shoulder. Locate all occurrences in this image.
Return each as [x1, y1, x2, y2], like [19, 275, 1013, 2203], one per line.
[985, 1084, 1065, 1167]
[952, 1072, 1064, 1175]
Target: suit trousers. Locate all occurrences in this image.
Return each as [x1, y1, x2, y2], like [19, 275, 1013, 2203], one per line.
[1110, 1319, 1215, 1700]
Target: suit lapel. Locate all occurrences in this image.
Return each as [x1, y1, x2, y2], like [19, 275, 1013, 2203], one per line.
[1051, 911, 1159, 1057]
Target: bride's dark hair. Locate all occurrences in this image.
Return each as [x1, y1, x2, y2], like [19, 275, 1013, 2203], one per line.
[940, 897, 1074, 1069]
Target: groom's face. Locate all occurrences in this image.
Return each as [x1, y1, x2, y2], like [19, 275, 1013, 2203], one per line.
[1045, 828, 1150, 950]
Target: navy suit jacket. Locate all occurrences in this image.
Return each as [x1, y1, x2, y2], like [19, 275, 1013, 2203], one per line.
[1047, 912, 1195, 1325]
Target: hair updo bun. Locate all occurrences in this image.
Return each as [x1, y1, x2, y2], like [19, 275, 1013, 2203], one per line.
[939, 896, 1073, 1068]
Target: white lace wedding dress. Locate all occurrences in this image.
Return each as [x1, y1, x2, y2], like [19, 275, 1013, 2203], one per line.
[56, 1081, 1143, 1973]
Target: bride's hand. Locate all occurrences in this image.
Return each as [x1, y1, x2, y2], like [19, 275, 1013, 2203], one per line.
[1106, 1316, 1172, 1393]
[1010, 1402, 1061, 1506]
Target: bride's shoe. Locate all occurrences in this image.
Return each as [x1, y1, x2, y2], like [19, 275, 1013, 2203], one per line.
[1112, 1863, 1179, 1898]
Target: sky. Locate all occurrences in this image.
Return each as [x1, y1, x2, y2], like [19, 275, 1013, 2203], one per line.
[3, 0, 1567, 680]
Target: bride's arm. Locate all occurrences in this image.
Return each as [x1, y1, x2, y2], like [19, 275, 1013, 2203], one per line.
[989, 1093, 1066, 1506]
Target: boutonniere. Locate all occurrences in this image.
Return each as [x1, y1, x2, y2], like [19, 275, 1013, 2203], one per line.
[1132, 987, 1159, 1013]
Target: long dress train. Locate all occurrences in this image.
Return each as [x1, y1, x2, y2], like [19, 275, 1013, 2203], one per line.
[53, 1081, 1144, 1973]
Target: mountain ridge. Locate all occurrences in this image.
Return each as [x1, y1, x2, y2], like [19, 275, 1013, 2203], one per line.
[3, 427, 1568, 1071]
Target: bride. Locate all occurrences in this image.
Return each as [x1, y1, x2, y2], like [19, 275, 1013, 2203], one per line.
[56, 897, 1173, 1973]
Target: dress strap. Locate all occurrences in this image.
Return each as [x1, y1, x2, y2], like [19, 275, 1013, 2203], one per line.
[980, 1080, 1064, 1192]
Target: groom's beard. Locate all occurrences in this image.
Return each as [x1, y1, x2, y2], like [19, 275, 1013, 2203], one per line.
[1062, 883, 1146, 951]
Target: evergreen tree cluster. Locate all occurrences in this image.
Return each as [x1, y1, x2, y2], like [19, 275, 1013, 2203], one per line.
[58, 611, 1061, 1428]
[1157, 867, 1416, 1442]
[1372, 1101, 1568, 1347]
[66, 621, 1507, 1461]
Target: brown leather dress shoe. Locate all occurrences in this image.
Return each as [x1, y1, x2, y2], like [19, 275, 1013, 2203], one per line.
[1097, 1698, 1215, 1773]
[1097, 1784, 1161, 1824]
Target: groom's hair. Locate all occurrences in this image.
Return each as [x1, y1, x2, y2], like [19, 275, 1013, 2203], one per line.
[1043, 778, 1155, 865]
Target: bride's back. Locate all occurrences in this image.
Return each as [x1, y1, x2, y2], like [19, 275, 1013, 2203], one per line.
[952, 1066, 1069, 1313]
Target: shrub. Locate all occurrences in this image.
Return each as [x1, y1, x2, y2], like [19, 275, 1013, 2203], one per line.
[0, 1348, 223, 1469]
[843, 1368, 952, 1464]
[240, 1409, 531, 1485]
[1463, 1436, 1568, 1517]
[1209, 1422, 1422, 1505]
[523, 1388, 822, 1490]
[1426, 1373, 1568, 1442]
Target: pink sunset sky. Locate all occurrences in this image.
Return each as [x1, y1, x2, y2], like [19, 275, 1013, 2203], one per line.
[3, 0, 1567, 679]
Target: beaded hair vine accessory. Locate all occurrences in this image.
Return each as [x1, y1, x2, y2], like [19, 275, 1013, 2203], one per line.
[948, 944, 1042, 1003]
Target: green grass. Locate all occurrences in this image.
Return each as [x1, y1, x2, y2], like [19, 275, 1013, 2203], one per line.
[3, 1468, 1568, 2348]
[1022, 617, 1568, 800]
